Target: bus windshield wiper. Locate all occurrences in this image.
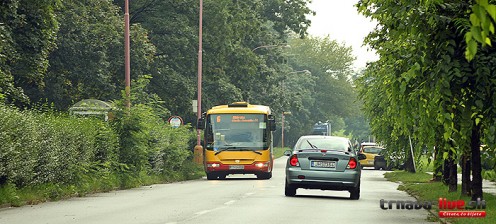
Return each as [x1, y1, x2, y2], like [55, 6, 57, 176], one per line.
[235, 148, 262, 155]
[214, 148, 233, 155]
[215, 147, 262, 155]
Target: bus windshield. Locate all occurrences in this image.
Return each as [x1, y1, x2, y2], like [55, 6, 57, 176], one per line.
[206, 114, 268, 150]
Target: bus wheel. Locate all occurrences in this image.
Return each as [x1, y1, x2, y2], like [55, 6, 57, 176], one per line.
[206, 173, 217, 180]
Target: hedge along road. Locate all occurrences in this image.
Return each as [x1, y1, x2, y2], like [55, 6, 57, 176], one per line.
[0, 158, 430, 224]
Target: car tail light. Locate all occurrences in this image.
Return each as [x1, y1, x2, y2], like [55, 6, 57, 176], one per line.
[347, 157, 357, 169]
[255, 162, 269, 168]
[289, 154, 299, 167]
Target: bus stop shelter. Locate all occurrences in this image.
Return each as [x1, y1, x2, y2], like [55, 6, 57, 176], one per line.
[69, 99, 113, 121]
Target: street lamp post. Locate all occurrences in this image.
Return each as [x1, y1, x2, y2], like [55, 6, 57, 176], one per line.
[288, 70, 311, 75]
[281, 111, 292, 148]
[251, 44, 290, 52]
[280, 70, 309, 148]
[281, 112, 285, 148]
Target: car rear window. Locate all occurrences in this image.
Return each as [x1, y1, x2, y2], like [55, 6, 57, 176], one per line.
[296, 138, 347, 151]
[363, 147, 383, 154]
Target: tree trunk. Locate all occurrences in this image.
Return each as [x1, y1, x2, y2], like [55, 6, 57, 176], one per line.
[471, 122, 483, 200]
[443, 145, 457, 192]
[448, 157, 458, 192]
[432, 146, 443, 181]
[461, 153, 471, 196]
[442, 155, 450, 185]
[404, 152, 416, 173]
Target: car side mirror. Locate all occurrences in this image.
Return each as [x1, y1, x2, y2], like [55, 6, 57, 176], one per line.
[358, 153, 366, 160]
[283, 150, 292, 156]
[268, 114, 276, 131]
[197, 116, 205, 130]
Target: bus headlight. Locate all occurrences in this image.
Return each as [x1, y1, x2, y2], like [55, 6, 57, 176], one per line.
[207, 163, 220, 168]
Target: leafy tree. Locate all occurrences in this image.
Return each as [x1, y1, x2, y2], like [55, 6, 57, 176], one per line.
[357, 0, 496, 199]
[0, 0, 59, 105]
[113, 0, 313, 125]
[465, 0, 496, 60]
[287, 36, 356, 118]
[39, 0, 155, 110]
[281, 35, 358, 144]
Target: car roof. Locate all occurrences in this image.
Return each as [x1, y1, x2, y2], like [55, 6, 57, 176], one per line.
[297, 135, 350, 141]
[296, 135, 350, 144]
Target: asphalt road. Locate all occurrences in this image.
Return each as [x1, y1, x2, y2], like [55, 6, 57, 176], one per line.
[0, 157, 432, 224]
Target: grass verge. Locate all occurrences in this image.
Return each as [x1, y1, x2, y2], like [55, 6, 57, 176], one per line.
[274, 147, 290, 159]
[385, 171, 494, 224]
[0, 161, 204, 208]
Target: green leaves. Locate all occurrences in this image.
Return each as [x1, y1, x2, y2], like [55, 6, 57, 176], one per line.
[466, 37, 479, 61]
[487, 4, 496, 21]
[466, 1, 496, 60]
[0, 0, 60, 105]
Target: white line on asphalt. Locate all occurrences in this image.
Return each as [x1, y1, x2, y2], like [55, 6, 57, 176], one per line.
[242, 192, 255, 198]
[195, 210, 212, 215]
[224, 200, 236, 205]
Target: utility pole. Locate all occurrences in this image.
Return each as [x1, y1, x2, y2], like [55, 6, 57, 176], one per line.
[194, 0, 204, 164]
[124, 0, 131, 109]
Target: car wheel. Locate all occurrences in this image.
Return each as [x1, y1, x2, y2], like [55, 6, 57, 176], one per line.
[350, 182, 360, 200]
[285, 179, 296, 197]
[206, 173, 217, 180]
[374, 163, 380, 170]
[257, 172, 272, 180]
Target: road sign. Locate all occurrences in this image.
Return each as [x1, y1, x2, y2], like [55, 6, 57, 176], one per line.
[168, 116, 183, 128]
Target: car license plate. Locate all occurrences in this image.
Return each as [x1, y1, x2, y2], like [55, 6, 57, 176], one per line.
[229, 165, 244, 170]
[311, 161, 336, 168]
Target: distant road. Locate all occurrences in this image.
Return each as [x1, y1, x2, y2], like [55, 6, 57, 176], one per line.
[0, 158, 430, 224]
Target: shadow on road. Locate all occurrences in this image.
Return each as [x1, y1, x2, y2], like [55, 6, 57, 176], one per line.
[290, 194, 353, 200]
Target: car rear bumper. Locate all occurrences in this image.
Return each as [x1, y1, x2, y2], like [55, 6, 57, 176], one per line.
[360, 159, 375, 167]
[374, 160, 387, 168]
[286, 168, 360, 190]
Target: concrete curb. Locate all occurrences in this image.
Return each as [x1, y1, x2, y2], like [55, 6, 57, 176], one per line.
[396, 180, 451, 224]
[426, 172, 496, 196]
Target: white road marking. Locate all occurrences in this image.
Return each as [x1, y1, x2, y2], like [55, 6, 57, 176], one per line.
[224, 200, 236, 205]
[195, 210, 211, 215]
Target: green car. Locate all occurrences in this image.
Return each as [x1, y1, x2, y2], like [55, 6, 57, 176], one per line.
[284, 135, 366, 199]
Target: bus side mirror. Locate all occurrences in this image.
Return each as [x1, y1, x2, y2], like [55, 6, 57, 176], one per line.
[268, 115, 276, 131]
[197, 117, 205, 130]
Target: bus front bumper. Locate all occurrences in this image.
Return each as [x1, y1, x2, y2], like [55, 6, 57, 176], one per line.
[205, 161, 271, 173]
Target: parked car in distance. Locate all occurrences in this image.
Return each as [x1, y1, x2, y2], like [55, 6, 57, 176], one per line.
[373, 151, 389, 170]
[359, 144, 383, 168]
[481, 145, 495, 170]
[374, 149, 405, 170]
[284, 135, 366, 199]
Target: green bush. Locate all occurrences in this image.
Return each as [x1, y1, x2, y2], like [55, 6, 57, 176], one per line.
[0, 104, 120, 187]
[0, 101, 200, 207]
[0, 105, 43, 186]
[111, 103, 194, 176]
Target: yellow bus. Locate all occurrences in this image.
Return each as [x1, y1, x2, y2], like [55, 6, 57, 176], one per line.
[197, 102, 276, 180]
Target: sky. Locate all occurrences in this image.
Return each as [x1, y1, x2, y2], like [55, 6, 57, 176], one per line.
[307, 0, 379, 70]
